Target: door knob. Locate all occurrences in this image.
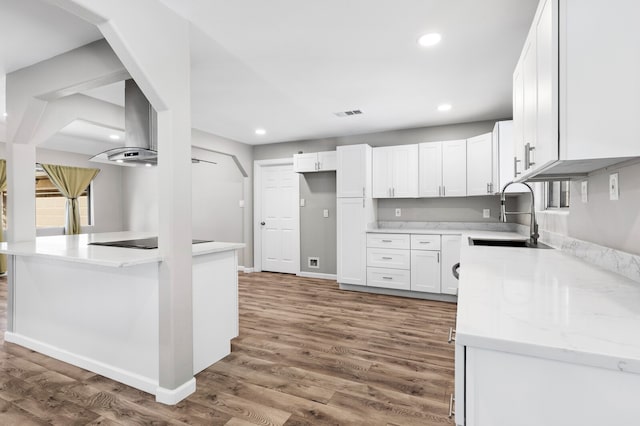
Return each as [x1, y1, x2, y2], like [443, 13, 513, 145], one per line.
[260, 221, 266, 226]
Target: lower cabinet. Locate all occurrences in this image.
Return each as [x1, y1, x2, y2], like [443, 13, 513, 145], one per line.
[441, 235, 461, 295]
[457, 346, 640, 426]
[365, 232, 461, 296]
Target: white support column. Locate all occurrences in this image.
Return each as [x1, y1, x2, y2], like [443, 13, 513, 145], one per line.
[6, 142, 36, 242]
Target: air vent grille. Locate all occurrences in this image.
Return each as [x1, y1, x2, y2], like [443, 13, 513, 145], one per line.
[334, 109, 363, 117]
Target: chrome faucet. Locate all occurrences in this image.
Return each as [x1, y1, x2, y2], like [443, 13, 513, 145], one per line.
[500, 182, 539, 246]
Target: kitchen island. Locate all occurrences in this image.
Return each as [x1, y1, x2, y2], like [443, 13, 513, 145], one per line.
[454, 233, 640, 426]
[0, 231, 244, 403]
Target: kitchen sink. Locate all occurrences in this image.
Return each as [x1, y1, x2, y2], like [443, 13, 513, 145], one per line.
[468, 237, 552, 249]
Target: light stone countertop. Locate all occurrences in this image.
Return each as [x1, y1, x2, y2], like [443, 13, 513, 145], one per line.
[0, 231, 244, 268]
[456, 231, 640, 374]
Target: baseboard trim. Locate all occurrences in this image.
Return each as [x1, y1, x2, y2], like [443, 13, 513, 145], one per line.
[297, 271, 337, 281]
[4, 332, 159, 395]
[237, 266, 254, 273]
[339, 283, 458, 303]
[155, 378, 196, 405]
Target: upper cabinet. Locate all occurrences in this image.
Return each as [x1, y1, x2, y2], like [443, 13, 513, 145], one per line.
[372, 145, 419, 198]
[293, 151, 337, 173]
[466, 133, 493, 196]
[493, 121, 527, 194]
[419, 140, 466, 197]
[337, 145, 372, 198]
[513, 0, 640, 180]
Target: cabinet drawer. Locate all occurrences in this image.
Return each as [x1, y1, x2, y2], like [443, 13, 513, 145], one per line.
[410, 235, 441, 250]
[367, 267, 411, 290]
[366, 233, 410, 249]
[367, 248, 410, 270]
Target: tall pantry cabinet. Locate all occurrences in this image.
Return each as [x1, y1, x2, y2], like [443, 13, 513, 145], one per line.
[337, 145, 376, 286]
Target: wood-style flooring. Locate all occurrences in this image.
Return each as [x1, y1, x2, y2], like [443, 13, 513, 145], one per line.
[0, 272, 457, 425]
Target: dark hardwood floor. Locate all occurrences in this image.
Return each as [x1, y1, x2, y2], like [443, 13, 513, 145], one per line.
[0, 272, 457, 425]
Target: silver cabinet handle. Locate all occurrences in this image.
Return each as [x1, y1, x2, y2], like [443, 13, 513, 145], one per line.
[362, 198, 365, 208]
[514, 156, 521, 176]
[487, 182, 491, 193]
[392, 187, 395, 197]
[382, 276, 393, 280]
[362, 187, 365, 197]
[381, 240, 392, 243]
[437, 252, 440, 263]
[448, 394, 455, 418]
[382, 256, 393, 260]
[524, 143, 536, 169]
[448, 327, 456, 343]
[443, 186, 446, 197]
[419, 241, 430, 244]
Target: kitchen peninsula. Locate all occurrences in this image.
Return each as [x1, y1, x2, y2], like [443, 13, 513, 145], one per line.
[0, 231, 244, 402]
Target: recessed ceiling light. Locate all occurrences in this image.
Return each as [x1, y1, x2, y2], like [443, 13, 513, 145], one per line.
[109, 134, 121, 140]
[116, 159, 124, 163]
[418, 33, 442, 47]
[2, 112, 7, 118]
[145, 163, 152, 167]
[255, 128, 266, 136]
[437, 103, 452, 112]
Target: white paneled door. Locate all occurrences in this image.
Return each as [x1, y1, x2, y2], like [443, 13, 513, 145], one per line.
[259, 164, 299, 274]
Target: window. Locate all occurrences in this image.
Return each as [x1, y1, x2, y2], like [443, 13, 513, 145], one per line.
[35, 170, 92, 228]
[545, 181, 570, 209]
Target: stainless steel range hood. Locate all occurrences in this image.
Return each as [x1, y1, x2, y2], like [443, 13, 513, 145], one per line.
[90, 79, 158, 166]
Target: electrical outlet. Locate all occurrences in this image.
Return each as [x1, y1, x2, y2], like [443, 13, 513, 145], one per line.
[238, 200, 245, 208]
[300, 198, 305, 207]
[609, 173, 619, 200]
[581, 180, 588, 203]
[483, 209, 491, 218]
[308, 257, 320, 269]
[395, 208, 401, 217]
[323, 209, 329, 218]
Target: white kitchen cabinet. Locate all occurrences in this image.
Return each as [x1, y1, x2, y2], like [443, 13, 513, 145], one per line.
[466, 133, 493, 196]
[513, 0, 640, 180]
[367, 248, 410, 270]
[461, 347, 640, 426]
[337, 145, 372, 198]
[419, 140, 466, 198]
[366, 233, 410, 250]
[337, 198, 374, 286]
[367, 268, 411, 291]
[410, 250, 440, 293]
[440, 235, 461, 295]
[418, 142, 442, 197]
[442, 140, 467, 197]
[372, 145, 419, 198]
[293, 151, 336, 173]
[492, 120, 527, 194]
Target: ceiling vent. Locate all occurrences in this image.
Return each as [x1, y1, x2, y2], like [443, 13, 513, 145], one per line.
[334, 109, 363, 117]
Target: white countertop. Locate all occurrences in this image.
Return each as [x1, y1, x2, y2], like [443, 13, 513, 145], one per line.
[457, 231, 640, 374]
[0, 232, 244, 268]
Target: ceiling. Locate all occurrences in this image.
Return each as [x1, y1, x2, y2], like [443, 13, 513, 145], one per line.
[1, 0, 539, 149]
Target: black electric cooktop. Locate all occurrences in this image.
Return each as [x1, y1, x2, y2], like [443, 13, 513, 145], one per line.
[88, 237, 212, 250]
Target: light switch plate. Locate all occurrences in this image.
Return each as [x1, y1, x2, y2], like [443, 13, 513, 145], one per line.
[300, 198, 305, 207]
[581, 181, 588, 203]
[395, 208, 401, 217]
[483, 209, 491, 218]
[323, 209, 329, 218]
[609, 173, 619, 200]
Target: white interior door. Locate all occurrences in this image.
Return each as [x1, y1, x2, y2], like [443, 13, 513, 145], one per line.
[259, 164, 299, 274]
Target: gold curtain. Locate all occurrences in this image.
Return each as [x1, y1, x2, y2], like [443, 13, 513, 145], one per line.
[0, 159, 6, 274]
[41, 164, 100, 235]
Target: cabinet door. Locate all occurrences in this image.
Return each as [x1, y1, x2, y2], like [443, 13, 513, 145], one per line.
[318, 151, 337, 171]
[337, 145, 371, 198]
[418, 142, 443, 197]
[522, 35, 537, 174]
[513, 61, 525, 179]
[293, 153, 318, 173]
[441, 235, 461, 295]
[410, 250, 441, 293]
[534, 0, 558, 172]
[372, 146, 393, 198]
[442, 140, 467, 197]
[337, 198, 367, 285]
[391, 144, 419, 197]
[466, 133, 493, 196]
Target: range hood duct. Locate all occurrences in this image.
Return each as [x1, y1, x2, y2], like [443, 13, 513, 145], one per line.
[90, 79, 158, 166]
